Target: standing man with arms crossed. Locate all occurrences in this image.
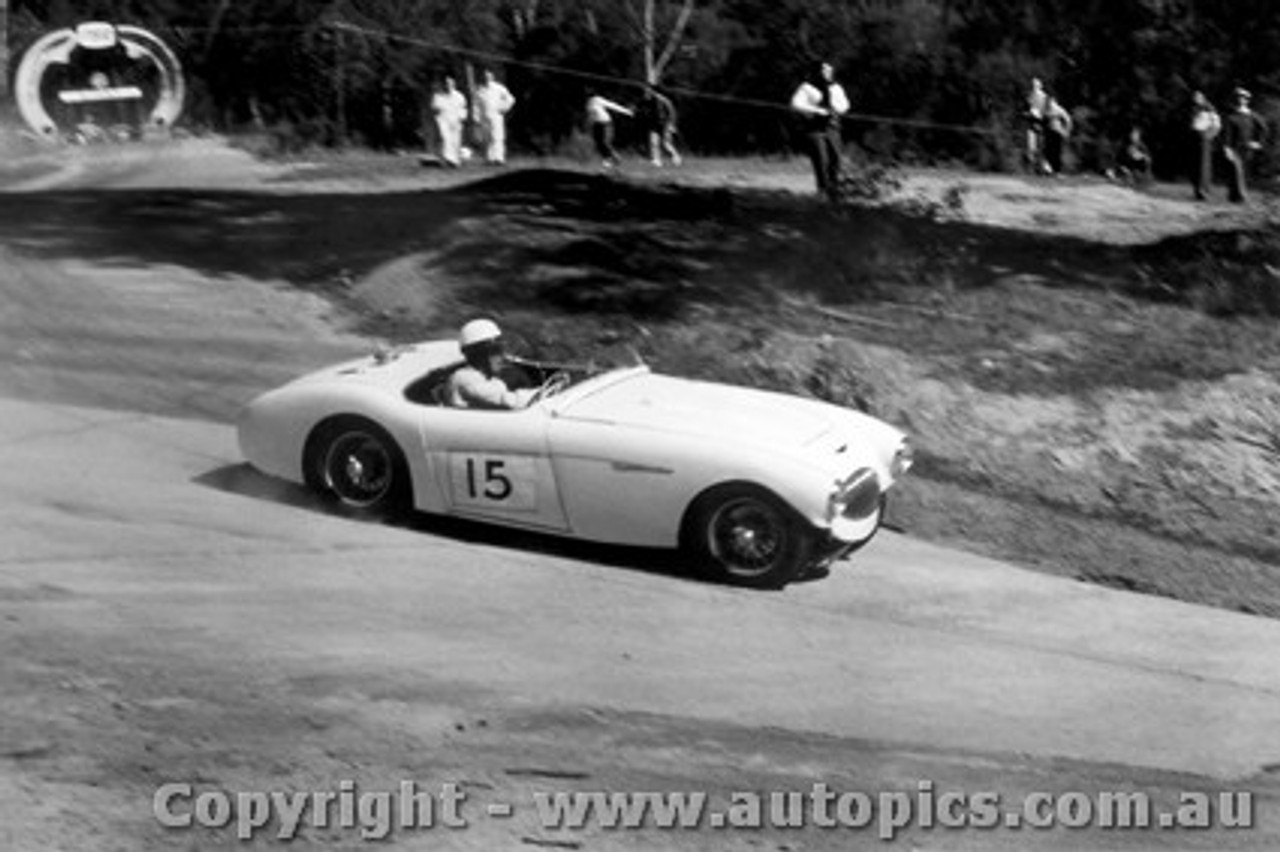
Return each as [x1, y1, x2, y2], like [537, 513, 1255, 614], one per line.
[790, 60, 850, 201]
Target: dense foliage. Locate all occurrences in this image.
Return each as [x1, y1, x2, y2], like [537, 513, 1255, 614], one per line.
[11, 0, 1280, 175]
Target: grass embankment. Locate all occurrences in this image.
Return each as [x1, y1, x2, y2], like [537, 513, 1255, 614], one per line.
[315, 169, 1279, 614]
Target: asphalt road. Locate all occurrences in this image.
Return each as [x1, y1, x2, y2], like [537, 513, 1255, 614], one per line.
[1, 141, 1278, 850]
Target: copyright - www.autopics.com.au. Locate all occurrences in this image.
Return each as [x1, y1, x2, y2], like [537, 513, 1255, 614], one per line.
[152, 780, 1257, 842]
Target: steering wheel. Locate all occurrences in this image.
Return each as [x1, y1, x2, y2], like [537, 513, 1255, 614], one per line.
[528, 370, 571, 404]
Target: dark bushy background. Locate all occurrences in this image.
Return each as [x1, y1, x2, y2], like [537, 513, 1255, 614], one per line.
[11, 0, 1280, 178]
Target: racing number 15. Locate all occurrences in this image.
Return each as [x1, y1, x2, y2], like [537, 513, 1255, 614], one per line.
[449, 453, 537, 511]
[464, 458, 512, 501]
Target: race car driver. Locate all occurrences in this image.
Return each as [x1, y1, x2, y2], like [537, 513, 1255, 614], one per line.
[445, 319, 537, 410]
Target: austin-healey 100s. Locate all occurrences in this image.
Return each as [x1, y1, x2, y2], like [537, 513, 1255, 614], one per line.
[237, 340, 912, 588]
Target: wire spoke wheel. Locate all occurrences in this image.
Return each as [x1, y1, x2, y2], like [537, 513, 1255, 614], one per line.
[323, 430, 395, 509]
[684, 484, 815, 588]
[707, 496, 789, 579]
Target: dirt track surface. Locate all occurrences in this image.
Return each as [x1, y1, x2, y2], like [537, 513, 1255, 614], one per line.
[2, 138, 1279, 850]
[6, 395, 1280, 851]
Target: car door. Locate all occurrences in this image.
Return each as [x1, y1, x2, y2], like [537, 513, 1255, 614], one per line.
[419, 406, 569, 532]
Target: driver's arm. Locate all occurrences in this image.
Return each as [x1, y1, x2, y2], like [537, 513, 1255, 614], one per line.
[455, 372, 534, 410]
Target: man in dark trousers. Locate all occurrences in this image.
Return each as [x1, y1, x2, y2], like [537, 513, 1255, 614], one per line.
[638, 85, 681, 167]
[1223, 88, 1268, 203]
[790, 60, 850, 200]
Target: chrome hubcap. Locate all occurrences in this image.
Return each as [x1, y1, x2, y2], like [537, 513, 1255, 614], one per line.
[345, 456, 366, 485]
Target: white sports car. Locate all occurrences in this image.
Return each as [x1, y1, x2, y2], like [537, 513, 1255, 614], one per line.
[237, 340, 912, 588]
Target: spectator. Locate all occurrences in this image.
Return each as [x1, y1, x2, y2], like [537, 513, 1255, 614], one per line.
[431, 76, 468, 167]
[638, 85, 682, 167]
[1190, 90, 1221, 200]
[1222, 87, 1268, 203]
[1115, 127, 1153, 185]
[790, 60, 850, 200]
[474, 69, 516, 165]
[1025, 77, 1049, 174]
[585, 89, 634, 169]
[1043, 96, 1073, 175]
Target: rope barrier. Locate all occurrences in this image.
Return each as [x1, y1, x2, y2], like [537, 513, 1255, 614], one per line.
[327, 20, 1003, 139]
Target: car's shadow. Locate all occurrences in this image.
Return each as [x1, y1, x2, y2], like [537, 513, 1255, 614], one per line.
[194, 463, 830, 589]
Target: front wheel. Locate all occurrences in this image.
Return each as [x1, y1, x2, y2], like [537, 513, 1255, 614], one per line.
[305, 417, 411, 517]
[683, 485, 815, 589]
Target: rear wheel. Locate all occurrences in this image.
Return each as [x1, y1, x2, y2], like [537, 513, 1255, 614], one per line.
[683, 484, 815, 589]
[305, 417, 411, 517]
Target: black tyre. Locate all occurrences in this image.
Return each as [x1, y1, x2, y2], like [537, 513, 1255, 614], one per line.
[683, 484, 815, 589]
[305, 417, 411, 516]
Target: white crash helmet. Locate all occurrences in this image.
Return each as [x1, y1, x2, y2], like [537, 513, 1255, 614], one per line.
[459, 318, 503, 351]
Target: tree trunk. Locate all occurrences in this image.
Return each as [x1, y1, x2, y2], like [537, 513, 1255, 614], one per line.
[644, 0, 656, 84]
[637, 0, 696, 86]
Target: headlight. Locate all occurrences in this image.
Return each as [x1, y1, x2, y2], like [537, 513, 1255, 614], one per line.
[829, 467, 880, 522]
[890, 439, 914, 480]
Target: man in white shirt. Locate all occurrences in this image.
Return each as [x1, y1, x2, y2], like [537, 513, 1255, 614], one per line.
[1026, 78, 1048, 173]
[585, 89, 634, 169]
[790, 60, 849, 200]
[1043, 96, 1073, 175]
[1190, 90, 1220, 200]
[431, 76, 468, 167]
[446, 319, 536, 410]
[475, 70, 516, 165]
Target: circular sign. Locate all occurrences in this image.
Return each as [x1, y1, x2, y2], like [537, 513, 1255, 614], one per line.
[14, 22, 185, 140]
